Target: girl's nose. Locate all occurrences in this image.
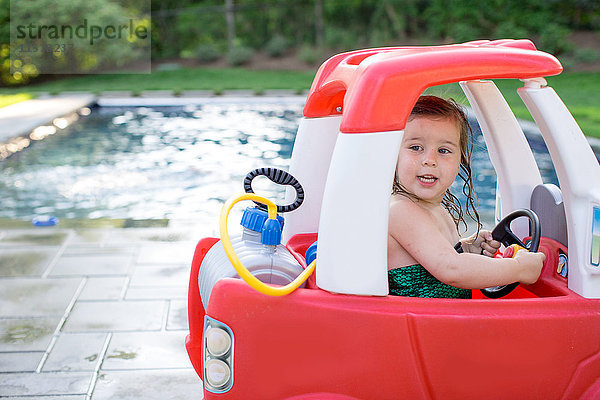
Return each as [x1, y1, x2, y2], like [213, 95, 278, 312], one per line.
[422, 150, 437, 167]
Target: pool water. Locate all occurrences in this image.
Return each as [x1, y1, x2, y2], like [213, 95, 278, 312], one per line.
[0, 102, 301, 227]
[0, 100, 597, 230]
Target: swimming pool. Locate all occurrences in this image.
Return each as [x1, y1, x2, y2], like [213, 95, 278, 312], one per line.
[0, 99, 597, 229]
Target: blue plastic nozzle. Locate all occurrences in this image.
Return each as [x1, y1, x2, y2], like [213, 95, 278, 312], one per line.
[305, 241, 318, 265]
[240, 207, 284, 232]
[261, 218, 282, 245]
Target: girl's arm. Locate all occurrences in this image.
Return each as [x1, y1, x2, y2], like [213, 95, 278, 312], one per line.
[389, 200, 545, 289]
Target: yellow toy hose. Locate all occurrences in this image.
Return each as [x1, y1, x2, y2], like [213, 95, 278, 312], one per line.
[220, 193, 316, 296]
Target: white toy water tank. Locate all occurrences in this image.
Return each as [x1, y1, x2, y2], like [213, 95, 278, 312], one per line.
[199, 207, 304, 308]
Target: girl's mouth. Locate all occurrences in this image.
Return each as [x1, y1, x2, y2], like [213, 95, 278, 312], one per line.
[417, 175, 438, 185]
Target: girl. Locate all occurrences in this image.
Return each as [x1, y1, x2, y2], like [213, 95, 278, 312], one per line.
[388, 95, 545, 298]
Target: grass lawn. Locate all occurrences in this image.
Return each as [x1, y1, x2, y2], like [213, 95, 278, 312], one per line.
[0, 68, 316, 95]
[0, 93, 34, 108]
[1, 67, 600, 137]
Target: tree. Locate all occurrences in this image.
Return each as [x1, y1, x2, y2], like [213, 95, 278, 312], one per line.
[226, 0, 236, 51]
[7, 0, 150, 84]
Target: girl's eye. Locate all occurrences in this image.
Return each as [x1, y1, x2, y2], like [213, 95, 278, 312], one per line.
[438, 148, 451, 154]
[409, 145, 422, 151]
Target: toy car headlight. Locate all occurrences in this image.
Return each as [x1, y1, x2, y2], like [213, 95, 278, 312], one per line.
[204, 316, 234, 393]
[205, 359, 231, 389]
[206, 327, 231, 357]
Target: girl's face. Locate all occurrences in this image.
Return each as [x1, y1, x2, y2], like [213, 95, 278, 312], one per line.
[396, 116, 461, 205]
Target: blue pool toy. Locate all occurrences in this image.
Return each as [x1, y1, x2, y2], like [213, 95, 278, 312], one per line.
[32, 216, 59, 226]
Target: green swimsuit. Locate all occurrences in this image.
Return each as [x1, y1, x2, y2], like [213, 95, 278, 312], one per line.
[388, 264, 472, 299]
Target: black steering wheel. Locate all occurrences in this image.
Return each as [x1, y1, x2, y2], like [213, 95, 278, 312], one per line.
[480, 209, 541, 299]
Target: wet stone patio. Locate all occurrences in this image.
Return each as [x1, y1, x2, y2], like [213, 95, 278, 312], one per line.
[0, 225, 206, 399]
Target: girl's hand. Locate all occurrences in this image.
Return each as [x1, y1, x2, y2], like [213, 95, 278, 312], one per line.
[514, 250, 546, 284]
[462, 230, 501, 257]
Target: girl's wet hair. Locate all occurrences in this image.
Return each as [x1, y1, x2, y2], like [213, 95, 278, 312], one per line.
[392, 95, 481, 234]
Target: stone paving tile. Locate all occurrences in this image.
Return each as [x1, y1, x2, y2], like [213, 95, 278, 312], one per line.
[43, 333, 107, 372]
[0, 317, 59, 351]
[0, 248, 59, 277]
[0, 230, 70, 246]
[103, 228, 194, 245]
[0, 278, 82, 317]
[63, 301, 166, 332]
[221, 89, 255, 97]
[103, 331, 191, 370]
[0, 351, 43, 372]
[92, 369, 202, 400]
[99, 90, 133, 97]
[62, 245, 138, 256]
[49, 253, 134, 277]
[0, 230, 69, 247]
[125, 287, 187, 300]
[0, 371, 91, 396]
[130, 264, 190, 287]
[18, 232, 68, 246]
[180, 90, 214, 97]
[66, 229, 110, 245]
[169, 220, 215, 238]
[0, 226, 206, 399]
[166, 300, 188, 331]
[78, 277, 127, 301]
[140, 90, 174, 98]
[136, 243, 196, 265]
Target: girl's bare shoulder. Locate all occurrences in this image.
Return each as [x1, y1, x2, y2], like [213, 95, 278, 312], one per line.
[389, 195, 433, 225]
